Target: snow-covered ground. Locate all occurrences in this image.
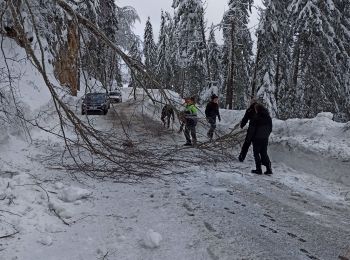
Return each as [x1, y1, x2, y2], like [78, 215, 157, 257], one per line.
[1, 43, 350, 260]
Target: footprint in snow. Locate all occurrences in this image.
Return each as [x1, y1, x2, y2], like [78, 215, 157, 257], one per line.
[300, 248, 320, 260]
[201, 193, 215, 198]
[204, 222, 216, 233]
[234, 200, 246, 207]
[287, 232, 307, 243]
[183, 202, 195, 212]
[224, 207, 235, 215]
[226, 190, 234, 196]
[269, 227, 278, 233]
[287, 232, 297, 238]
[179, 190, 186, 197]
[263, 213, 276, 222]
[260, 224, 278, 234]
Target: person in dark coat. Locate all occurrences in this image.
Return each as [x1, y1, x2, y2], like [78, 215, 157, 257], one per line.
[250, 103, 273, 175]
[205, 94, 221, 140]
[161, 104, 175, 128]
[238, 99, 258, 162]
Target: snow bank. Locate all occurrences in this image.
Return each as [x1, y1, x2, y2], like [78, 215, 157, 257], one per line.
[0, 39, 53, 144]
[272, 112, 350, 161]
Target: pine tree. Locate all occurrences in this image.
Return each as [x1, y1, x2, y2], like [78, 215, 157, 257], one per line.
[155, 11, 179, 91]
[254, 0, 291, 117]
[143, 17, 157, 87]
[97, 0, 119, 90]
[116, 6, 140, 51]
[156, 11, 166, 86]
[79, 0, 120, 90]
[289, 0, 350, 119]
[207, 24, 222, 91]
[172, 0, 207, 98]
[256, 0, 350, 120]
[222, 0, 253, 109]
[164, 12, 180, 92]
[128, 40, 143, 92]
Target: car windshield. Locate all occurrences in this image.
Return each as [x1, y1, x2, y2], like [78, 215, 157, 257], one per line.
[85, 93, 106, 102]
[110, 91, 121, 95]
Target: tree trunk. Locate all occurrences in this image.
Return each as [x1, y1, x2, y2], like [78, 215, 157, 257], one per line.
[200, 15, 211, 88]
[226, 23, 235, 109]
[250, 39, 262, 99]
[289, 34, 301, 115]
[275, 44, 281, 104]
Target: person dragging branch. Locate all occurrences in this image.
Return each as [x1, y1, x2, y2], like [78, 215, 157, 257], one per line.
[180, 97, 198, 146]
[238, 99, 258, 162]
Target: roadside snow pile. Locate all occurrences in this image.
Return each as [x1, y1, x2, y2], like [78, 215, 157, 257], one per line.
[218, 109, 245, 129]
[272, 112, 350, 160]
[0, 39, 52, 143]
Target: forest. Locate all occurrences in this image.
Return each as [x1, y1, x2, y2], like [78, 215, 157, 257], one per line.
[1, 0, 349, 121]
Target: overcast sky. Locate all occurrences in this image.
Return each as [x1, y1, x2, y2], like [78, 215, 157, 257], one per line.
[116, 0, 263, 43]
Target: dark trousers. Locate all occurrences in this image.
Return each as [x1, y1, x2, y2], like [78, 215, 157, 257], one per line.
[161, 116, 171, 128]
[207, 117, 216, 139]
[252, 138, 271, 170]
[184, 124, 197, 144]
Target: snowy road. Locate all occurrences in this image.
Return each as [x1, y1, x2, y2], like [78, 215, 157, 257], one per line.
[1, 101, 349, 260]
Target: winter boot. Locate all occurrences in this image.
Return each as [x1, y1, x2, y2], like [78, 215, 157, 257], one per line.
[184, 142, 192, 146]
[264, 162, 272, 175]
[264, 165, 273, 175]
[192, 139, 197, 146]
[238, 154, 244, 162]
[207, 132, 212, 141]
[251, 169, 263, 175]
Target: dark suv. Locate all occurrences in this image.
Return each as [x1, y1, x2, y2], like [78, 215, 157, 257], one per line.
[81, 93, 110, 115]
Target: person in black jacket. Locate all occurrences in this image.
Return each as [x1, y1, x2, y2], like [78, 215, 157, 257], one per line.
[161, 104, 175, 128]
[250, 103, 273, 175]
[238, 99, 258, 162]
[205, 94, 221, 140]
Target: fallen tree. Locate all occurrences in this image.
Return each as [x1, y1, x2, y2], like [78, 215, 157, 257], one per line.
[0, 0, 245, 179]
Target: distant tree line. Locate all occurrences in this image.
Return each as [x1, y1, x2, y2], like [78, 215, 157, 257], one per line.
[2, 0, 348, 120]
[140, 0, 350, 121]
